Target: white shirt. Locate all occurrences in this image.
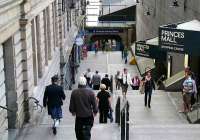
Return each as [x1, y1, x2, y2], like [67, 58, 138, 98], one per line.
[121, 72, 132, 85]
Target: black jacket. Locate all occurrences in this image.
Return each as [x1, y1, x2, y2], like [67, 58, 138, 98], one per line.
[144, 78, 155, 92]
[43, 84, 66, 108]
[101, 78, 111, 90]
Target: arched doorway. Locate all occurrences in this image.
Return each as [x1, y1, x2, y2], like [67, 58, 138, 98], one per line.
[87, 35, 124, 51]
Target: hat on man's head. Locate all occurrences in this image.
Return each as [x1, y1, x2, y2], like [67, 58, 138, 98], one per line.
[79, 76, 87, 86]
[51, 74, 59, 82]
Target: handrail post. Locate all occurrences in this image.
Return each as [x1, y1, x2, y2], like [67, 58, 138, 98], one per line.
[126, 102, 130, 140]
[121, 110, 125, 140]
[115, 97, 120, 125]
[110, 75, 113, 93]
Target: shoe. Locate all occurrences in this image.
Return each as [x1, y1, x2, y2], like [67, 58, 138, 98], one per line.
[53, 127, 57, 135]
[148, 105, 151, 108]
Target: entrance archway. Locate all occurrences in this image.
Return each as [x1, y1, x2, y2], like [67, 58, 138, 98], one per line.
[87, 35, 124, 51]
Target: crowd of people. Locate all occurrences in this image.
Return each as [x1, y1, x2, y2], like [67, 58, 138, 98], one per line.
[84, 68, 112, 91]
[42, 65, 200, 139]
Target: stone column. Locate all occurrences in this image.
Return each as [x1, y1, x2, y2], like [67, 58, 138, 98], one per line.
[43, 9, 49, 66]
[35, 15, 43, 78]
[57, 0, 65, 86]
[19, 0, 32, 123]
[20, 18, 34, 123]
[31, 19, 39, 86]
[3, 37, 18, 129]
[46, 6, 52, 60]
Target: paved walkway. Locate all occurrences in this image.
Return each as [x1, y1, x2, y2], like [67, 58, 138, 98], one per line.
[16, 51, 200, 140]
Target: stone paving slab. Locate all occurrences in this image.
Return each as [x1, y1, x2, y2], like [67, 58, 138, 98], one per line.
[130, 124, 200, 140]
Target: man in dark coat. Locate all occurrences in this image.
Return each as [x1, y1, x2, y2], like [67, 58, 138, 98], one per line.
[101, 74, 111, 90]
[69, 76, 98, 140]
[43, 75, 66, 135]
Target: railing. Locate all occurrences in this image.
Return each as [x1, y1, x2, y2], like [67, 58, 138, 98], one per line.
[164, 70, 185, 87]
[0, 105, 12, 112]
[110, 75, 113, 93]
[115, 97, 130, 140]
[25, 97, 43, 112]
[156, 74, 166, 85]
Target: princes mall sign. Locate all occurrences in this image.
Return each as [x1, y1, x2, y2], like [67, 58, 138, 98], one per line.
[159, 22, 200, 56]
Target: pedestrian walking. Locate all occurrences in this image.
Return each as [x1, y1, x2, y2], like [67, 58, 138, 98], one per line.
[180, 70, 197, 113]
[82, 44, 88, 59]
[92, 71, 101, 90]
[115, 71, 121, 90]
[43, 75, 66, 135]
[123, 47, 128, 64]
[69, 76, 98, 140]
[102, 40, 106, 52]
[131, 76, 140, 90]
[94, 41, 99, 54]
[85, 68, 92, 88]
[121, 68, 132, 96]
[120, 42, 124, 59]
[96, 84, 112, 123]
[142, 71, 155, 108]
[101, 74, 111, 90]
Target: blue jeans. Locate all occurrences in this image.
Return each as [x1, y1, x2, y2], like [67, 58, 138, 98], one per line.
[144, 90, 152, 107]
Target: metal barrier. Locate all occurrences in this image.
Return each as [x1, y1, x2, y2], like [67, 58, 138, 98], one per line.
[115, 97, 121, 124]
[25, 97, 43, 112]
[110, 75, 113, 93]
[0, 105, 13, 112]
[115, 97, 130, 140]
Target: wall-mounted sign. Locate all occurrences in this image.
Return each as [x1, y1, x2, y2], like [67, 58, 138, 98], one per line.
[86, 29, 124, 34]
[135, 41, 166, 60]
[159, 26, 200, 56]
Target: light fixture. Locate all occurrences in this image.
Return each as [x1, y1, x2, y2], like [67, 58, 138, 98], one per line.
[172, 0, 179, 7]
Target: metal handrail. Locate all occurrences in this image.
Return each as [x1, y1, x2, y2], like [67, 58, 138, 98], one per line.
[115, 97, 130, 140]
[0, 105, 13, 112]
[156, 74, 166, 85]
[110, 75, 113, 93]
[121, 100, 129, 140]
[25, 97, 43, 112]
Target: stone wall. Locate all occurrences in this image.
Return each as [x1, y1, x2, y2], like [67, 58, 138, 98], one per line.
[0, 0, 68, 135]
[136, 0, 200, 76]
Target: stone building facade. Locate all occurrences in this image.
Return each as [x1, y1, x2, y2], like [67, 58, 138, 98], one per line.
[136, 0, 200, 85]
[0, 0, 84, 136]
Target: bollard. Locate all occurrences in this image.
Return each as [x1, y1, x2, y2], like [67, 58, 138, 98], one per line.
[121, 110, 125, 140]
[115, 97, 120, 124]
[126, 102, 130, 140]
[110, 75, 113, 93]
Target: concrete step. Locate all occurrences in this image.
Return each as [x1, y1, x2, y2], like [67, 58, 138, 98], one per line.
[17, 123, 119, 140]
[130, 124, 200, 140]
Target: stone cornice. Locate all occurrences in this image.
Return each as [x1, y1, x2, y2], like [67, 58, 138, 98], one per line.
[0, 0, 23, 14]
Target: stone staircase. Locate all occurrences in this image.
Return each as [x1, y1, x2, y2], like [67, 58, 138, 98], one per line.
[15, 51, 200, 140]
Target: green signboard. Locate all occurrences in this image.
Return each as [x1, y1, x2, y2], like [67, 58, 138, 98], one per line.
[135, 41, 166, 60]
